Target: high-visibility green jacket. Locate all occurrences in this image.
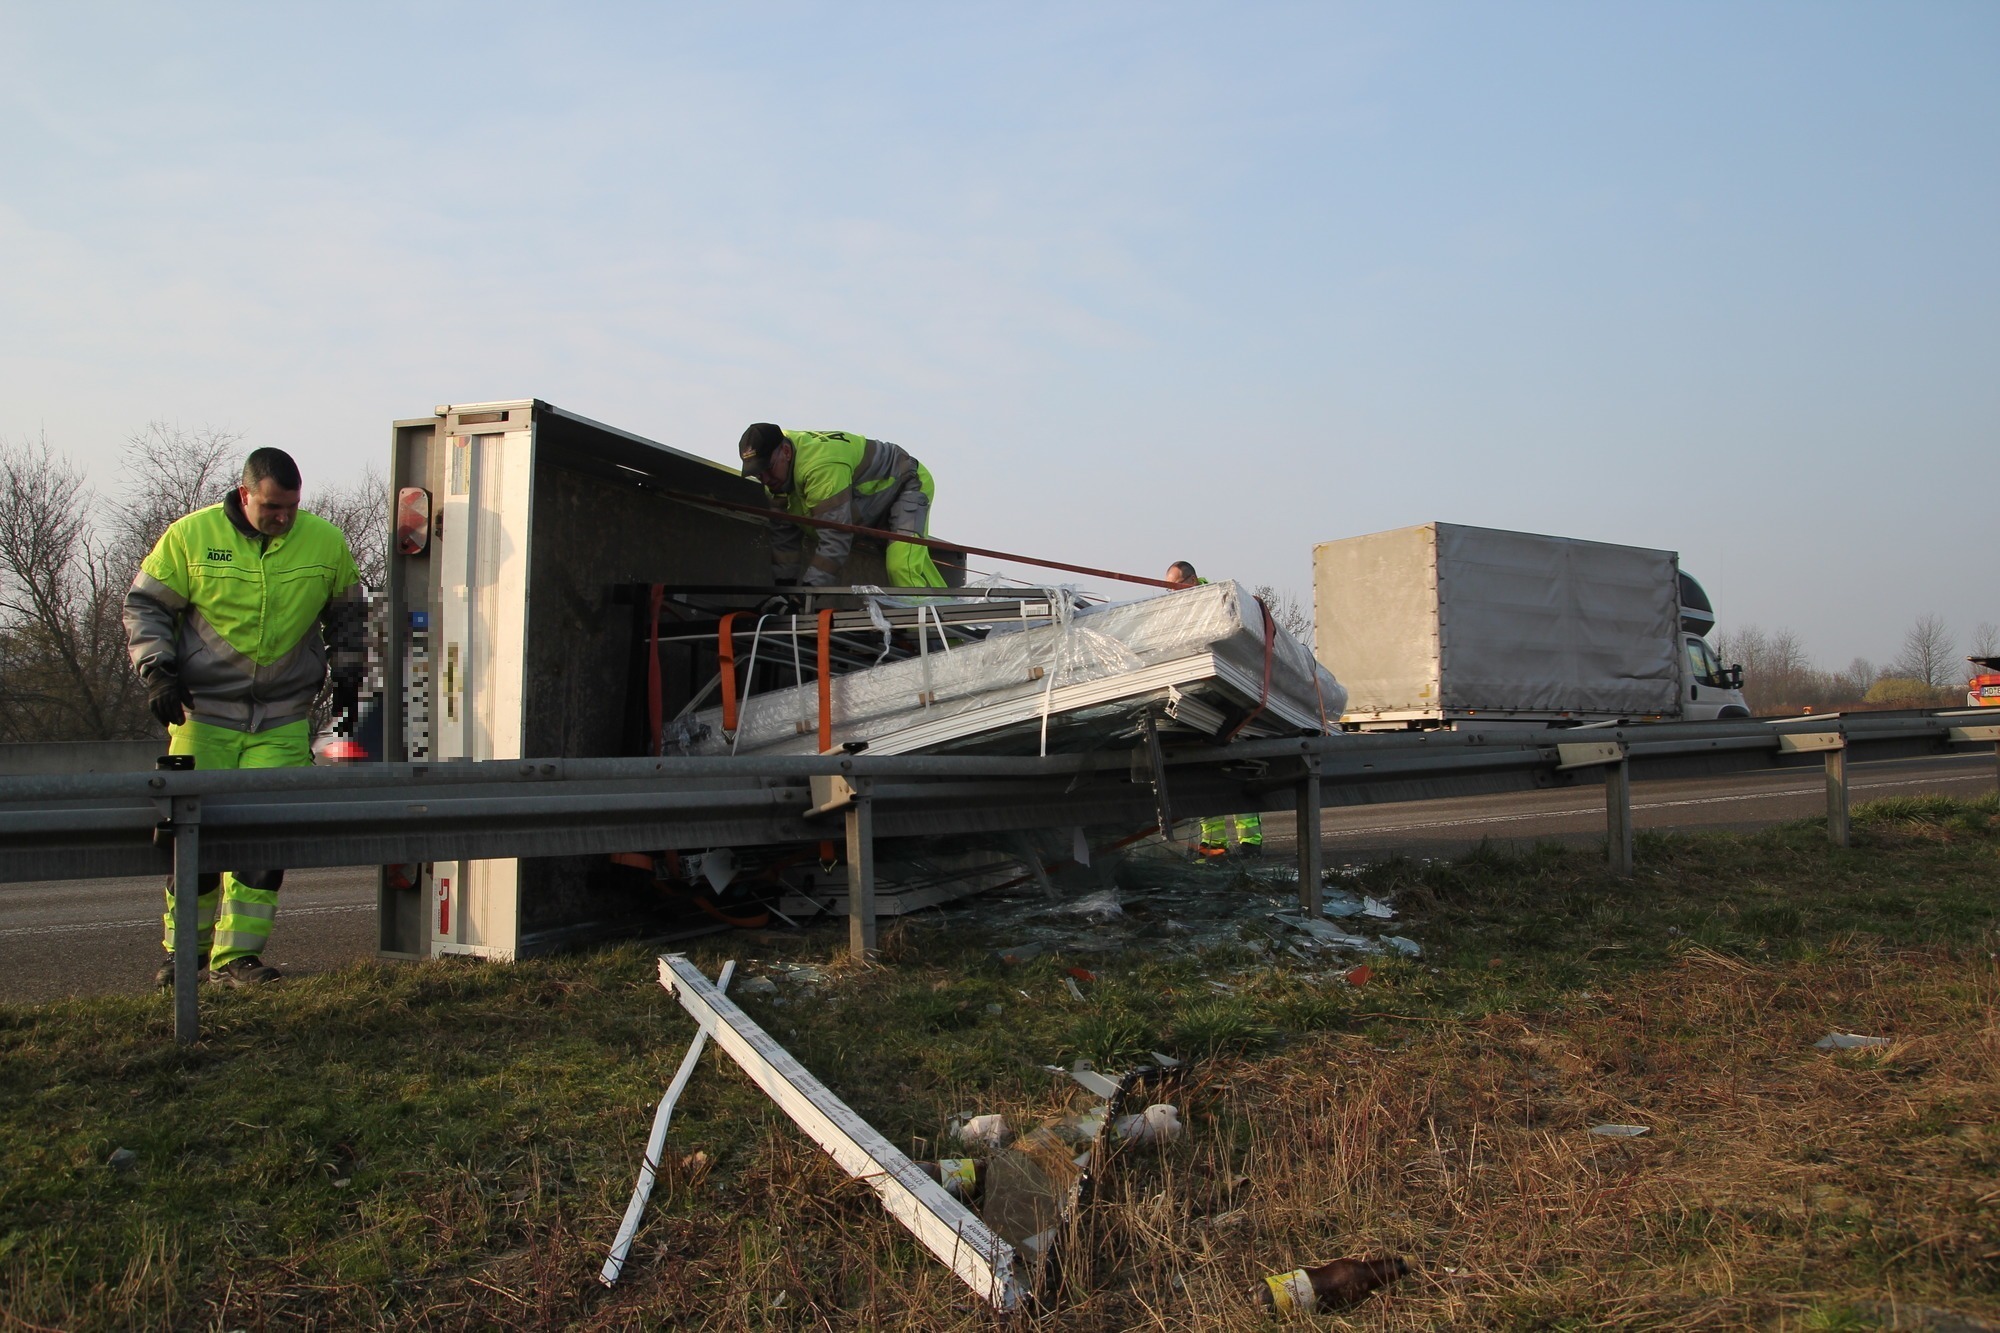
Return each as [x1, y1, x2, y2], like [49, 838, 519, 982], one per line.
[123, 493, 362, 733]
[764, 429, 925, 586]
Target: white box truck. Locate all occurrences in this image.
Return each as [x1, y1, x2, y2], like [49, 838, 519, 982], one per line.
[1314, 522, 1748, 731]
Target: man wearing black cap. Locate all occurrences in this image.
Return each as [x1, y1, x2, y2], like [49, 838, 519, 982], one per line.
[737, 424, 946, 589]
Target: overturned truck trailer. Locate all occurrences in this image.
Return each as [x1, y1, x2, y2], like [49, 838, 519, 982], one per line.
[377, 399, 960, 959]
[375, 399, 1341, 960]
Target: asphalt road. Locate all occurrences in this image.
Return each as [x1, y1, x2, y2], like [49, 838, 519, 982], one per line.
[1, 751, 1991, 1004]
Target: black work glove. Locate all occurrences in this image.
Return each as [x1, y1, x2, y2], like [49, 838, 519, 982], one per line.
[147, 671, 187, 728]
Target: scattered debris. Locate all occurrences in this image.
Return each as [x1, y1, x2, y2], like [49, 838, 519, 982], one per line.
[1063, 976, 1086, 1001]
[106, 1147, 137, 1172]
[954, 1114, 1016, 1151]
[1816, 1031, 1893, 1050]
[1066, 966, 1097, 983]
[915, 1157, 984, 1202]
[658, 954, 1021, 1309]
[1343, 964, 1372, 987]
[1112, 1103, 1183, 1145]
[1255, 1255, 1410, 1313]
[1062, 889, 1124, 920]
[735, 974, 778, 997]
[1361, 896, 1396, 920]
[602, 959, 737, 1288]
[1382, 935, 1423, 957]
[1588, 1123, 1652, 1138]
[992, 942, 1044, 966]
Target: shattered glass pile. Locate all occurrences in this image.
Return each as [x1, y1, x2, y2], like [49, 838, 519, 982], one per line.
[931, 837, 1423, 965]
[679, 580, 1347, 757]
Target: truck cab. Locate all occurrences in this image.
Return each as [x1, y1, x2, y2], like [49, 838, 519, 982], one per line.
[1677, 572, 1750, 720]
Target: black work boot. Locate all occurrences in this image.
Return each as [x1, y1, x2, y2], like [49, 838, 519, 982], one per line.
[210, 956, 282, 987]
[156, 953, 208, 988]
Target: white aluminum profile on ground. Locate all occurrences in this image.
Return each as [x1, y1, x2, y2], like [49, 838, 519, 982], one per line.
[656, 953, 1021, 1311]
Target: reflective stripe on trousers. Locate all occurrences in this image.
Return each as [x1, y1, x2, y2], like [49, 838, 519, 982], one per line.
[1200, 812, 1263, 847]
[160, 718, 310, 965]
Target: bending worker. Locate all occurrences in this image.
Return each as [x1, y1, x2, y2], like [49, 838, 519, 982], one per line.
[124, 447, 363, 987]
[738, 423, 947, 589]
[1166, 560, 1263, 858]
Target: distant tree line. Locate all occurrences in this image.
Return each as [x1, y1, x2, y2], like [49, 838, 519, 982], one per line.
[0, 425, 386, 743]
[1714, 615, 1998, 715]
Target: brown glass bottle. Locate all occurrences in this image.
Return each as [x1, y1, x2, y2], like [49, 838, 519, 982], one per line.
[1255, 1255, 1408, 1312]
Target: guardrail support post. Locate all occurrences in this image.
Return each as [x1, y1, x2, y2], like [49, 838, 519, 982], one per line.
[171, 795, 202, 1044]
[1825, 747, 1850, 847]
[1294, 759, 1322, 918]
[844, 778, 876, 958]
[1604, 760, 1634, 878]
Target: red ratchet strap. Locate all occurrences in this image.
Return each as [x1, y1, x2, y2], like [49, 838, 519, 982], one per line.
[1222, 597, 1278, 743]
[717, 611, 742, 733]
[646, 584, 665, 755]
[654, 485, 1173, 589]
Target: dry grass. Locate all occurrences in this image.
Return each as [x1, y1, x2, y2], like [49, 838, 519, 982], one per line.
[3, 798, 1998, 1330]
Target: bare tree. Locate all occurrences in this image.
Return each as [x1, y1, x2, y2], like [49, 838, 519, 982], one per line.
[107, 423, 242, 574]
[0, 437, 149, 740]
[307, 467, 390, 589]
[1970, 620, 1999, 664]
[1249, 583, 1312, 642]
[1892, 613, 1955, 690]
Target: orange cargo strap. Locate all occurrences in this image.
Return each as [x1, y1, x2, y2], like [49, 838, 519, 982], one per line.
[718, 611, 742, 733]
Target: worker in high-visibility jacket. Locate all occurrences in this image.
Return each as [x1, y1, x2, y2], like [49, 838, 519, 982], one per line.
[738, 423, 947, 589]
[123, 448, 364, 987]
[1166, 561, 1264, 858]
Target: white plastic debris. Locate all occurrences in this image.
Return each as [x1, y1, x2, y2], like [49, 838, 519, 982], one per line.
[1113, 1103, 1183, 1145]
[1062, 889, 1124, 920]
[1362, 896, 1396, 920]
[1383, 936, 1423, 957]
[1063, 977, 1086, 1001]
[955, 1114, 1015, 1150]
[1588, 1123, 1651, 1137]
[1815, 1032, 1892, 1050]
[1280, 916, 1373, 949]
[736, 974, 778, 997]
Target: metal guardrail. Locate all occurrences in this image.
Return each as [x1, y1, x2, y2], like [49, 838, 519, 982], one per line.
[2, 711, 1994, 1043]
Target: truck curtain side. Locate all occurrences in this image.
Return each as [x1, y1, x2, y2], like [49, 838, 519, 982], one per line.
[378, 400, 911, 960]
[1314, 522, 1687, 729]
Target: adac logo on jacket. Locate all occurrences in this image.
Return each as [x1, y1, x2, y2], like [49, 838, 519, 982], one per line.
[205, 548, 233, 563]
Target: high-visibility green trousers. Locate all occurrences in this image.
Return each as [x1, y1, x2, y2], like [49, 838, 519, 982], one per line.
[884, 465, 948, 589]
[1200, 812, 1263, 848]
[161, 718, 311, 967]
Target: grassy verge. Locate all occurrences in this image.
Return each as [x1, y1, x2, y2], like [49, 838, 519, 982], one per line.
[3, 794, 1997, 1330]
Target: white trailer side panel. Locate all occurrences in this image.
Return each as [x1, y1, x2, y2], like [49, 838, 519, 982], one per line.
[1312, 524, 1441, 719]
[1316, 523, 1682, 723]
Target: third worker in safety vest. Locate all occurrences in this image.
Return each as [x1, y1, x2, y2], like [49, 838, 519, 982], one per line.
[738, 423, 947, 589]
[124, 447, 364, 987]
[1167, 560, 1263, 858]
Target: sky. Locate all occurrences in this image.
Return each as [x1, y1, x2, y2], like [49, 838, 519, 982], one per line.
[3, 2, 1995, 670]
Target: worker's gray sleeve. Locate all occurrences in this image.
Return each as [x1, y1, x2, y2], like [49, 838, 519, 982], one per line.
[801, 488, 855, 587]
[122, 571, 187, 682]
[769, 514, 805, 584]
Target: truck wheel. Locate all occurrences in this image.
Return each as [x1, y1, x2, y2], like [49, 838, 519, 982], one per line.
[1717, 706, 1750, 719]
